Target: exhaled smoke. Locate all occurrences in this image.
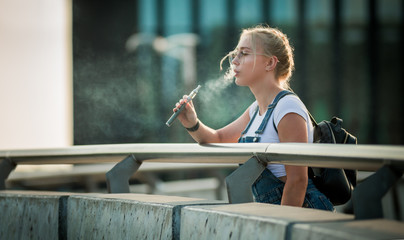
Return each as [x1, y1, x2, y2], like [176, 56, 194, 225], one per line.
[199, 67, 235, 102]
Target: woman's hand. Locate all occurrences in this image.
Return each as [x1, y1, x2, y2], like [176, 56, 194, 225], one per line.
[171, 96, 251, 144]
[173, 95, 198, 128]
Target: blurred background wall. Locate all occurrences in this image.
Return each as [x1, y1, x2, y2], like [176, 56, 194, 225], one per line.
[0, 0, 403, 149]
[73, 0, 404, 145]
[0, 0, 72, 149]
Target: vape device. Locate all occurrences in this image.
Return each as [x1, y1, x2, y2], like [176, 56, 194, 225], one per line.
[166, 85, 201, 127]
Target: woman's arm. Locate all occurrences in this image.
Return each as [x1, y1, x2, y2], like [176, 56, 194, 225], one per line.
[174, 96, 251, 144]
[277, 112, 309, 207]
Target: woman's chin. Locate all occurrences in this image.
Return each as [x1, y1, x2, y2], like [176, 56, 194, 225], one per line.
[235, 77, 247, 86]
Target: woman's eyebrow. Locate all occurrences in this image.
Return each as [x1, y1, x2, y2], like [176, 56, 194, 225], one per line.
[239, 47, 252, 50]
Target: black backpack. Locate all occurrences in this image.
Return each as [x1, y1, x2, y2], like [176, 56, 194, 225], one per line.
[308, 115, 357, 205]
[273, 91, 358, 205]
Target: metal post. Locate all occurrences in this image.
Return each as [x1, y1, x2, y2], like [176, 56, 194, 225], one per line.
[262, 0, 270, 25]
[367, 0, 379, 143]
[296, 0, 307, 102]
[352, 165, 403, 219]
[332, 0, 342, 115]
[0, 158, 16, 190]
[225, 157, 266, 204]
[106, 154, 142, 193]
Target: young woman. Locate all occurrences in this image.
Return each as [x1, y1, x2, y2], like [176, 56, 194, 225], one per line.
[173, 25, 334, 211]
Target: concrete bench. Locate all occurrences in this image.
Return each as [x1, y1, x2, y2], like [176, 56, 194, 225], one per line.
[0, 190, 223, 239]
[0, 191, 72, 239]
[181, 203, 404, 240]
[181, 203, 353, 239]
[291, 219, 404, 240]
[67, 193, 223, 239]
[2, 191, 404, 240]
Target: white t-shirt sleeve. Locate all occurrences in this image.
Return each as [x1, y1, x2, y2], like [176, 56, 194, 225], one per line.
[273, 96, 309, 128]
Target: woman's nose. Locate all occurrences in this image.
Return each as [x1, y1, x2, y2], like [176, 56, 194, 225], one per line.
[232, 56, 240, 66]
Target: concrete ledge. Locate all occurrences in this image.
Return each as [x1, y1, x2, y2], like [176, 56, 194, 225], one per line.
[0, 191, 223, 239]
[2, 191, 404, 240]
[180, 203, 354, 240]
[291, 219, 404, 240]
[67, 193, 223, 239]
[0, 190, 72, 240]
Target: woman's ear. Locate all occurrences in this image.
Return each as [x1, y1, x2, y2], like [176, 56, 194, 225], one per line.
[266, 56, 279, 72]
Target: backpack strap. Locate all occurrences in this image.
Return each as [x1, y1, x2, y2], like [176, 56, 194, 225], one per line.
[271, 91, 319, 133]
[308, 111, 318, 127]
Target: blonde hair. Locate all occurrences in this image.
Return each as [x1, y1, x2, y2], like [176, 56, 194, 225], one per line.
[220, 25, 295, 89]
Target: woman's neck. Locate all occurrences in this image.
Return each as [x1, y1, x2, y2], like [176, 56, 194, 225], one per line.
[250, 79, 284, 115]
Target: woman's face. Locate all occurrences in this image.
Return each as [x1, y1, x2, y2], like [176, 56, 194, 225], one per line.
[231, 34, 268, 87]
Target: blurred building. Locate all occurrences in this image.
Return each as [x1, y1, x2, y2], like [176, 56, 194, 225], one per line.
[73, 0, 404, 145]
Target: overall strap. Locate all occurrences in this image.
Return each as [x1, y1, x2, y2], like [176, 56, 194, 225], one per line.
[256, 90, 295, 134]
[240, 105, 259, 135]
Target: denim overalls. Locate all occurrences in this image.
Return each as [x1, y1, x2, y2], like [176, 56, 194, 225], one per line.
[238, 91, 334, 211]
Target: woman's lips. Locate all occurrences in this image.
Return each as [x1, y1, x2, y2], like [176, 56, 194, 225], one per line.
[234, 69, 240, 77]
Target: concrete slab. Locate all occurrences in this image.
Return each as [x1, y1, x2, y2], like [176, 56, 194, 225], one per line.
[181, 202, 354, 240]
[67, 193, 224, 240]
[4, 191, 401, 240]
[290, 219, 404, 240]
[0, 190, 72, 240]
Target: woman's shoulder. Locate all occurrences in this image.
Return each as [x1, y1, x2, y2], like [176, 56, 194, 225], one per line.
[277, 94, 306, 110]
[273, 94, 309, 123]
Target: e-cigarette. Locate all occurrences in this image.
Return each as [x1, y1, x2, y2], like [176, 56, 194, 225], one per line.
[166, 85, 201, 127]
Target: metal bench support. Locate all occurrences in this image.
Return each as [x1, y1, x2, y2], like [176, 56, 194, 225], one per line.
[225, 156, 266, 204]
[106, 154, 142, 193]
[0, 158, 16, 190]
[353, 165, 403, 219]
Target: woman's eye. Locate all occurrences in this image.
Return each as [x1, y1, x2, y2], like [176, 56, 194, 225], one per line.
[240, 51, 249, 56]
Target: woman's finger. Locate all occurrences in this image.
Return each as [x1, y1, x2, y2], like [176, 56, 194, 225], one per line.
[187, 100, 194, 108]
